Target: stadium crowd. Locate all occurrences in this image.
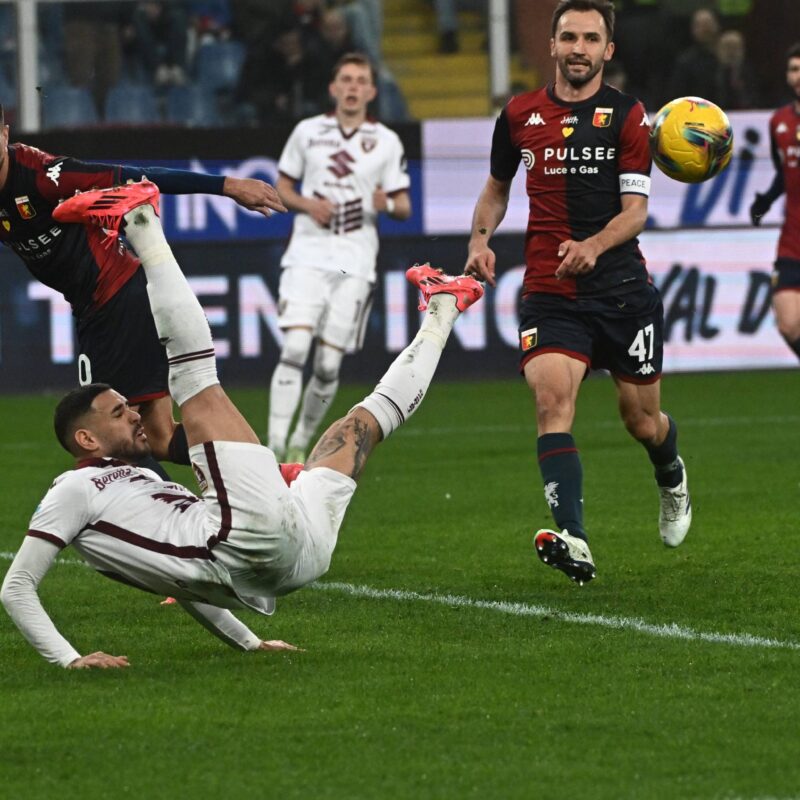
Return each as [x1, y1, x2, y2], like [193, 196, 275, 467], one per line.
[0, 0, 407, 127]
[0, 1, 795, 126]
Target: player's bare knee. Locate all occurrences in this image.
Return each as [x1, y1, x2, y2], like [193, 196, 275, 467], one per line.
[622, 407, 658, 442]
[280, 328, 314, 366]
[776, 316, 800, 341]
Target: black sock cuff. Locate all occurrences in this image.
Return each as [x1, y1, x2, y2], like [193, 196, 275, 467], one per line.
[167, 423, 190, 465]
[646, 415, 678, 467]
[537, 432, 578, 462]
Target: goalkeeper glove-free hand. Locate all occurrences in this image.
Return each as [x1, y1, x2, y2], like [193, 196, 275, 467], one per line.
[750, 193, 772, 226]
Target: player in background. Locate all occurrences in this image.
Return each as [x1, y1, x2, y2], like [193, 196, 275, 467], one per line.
[750, 43, 800, 361]
[0, 103, 285, 477]
[268, 52, 412, 462]
[0, 181, 483, 669]
[464, 0, 691, 585]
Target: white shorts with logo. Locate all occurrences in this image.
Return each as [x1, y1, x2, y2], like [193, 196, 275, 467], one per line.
[190, 441, 357, 598]
[277, 266, 374, 351]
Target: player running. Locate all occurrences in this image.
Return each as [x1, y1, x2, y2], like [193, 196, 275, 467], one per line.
[0, 180, 482, 668]
[749, 43, 800, 361]
[268, 52, 412, 463]
[0, 103, 285, 476]
[464, 0, 691, 585]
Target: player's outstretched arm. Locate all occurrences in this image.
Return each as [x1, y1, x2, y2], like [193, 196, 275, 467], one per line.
[179, 601, 303, 653]
[0, 537, 83, 667]
[222, 176, 287, 217]
[465, 175, 512, 287]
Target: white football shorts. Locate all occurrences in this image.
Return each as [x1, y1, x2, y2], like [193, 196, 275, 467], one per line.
[277, 266, 374, 351]
[190, 441, 356, 597]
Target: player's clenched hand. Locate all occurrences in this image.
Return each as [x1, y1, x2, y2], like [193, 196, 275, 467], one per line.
[308, 197, 337, 228]
[258, 640, 304, 652]
[68, 651, 130, 669]
[223, 177, 288, 217]
[465, 245, 497, 287]
[555, 239, 600, 279]
[749, 193, 772, 226]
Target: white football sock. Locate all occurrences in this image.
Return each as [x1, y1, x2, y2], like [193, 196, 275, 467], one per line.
[123, 204, 217, 407]
[267, 328, 313, 456]
[356, 294, 459, 439]
[288, 344, 343, 451]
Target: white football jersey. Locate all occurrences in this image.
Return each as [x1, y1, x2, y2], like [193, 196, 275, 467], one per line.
[278, 113, 410, 282]
[27, 458, 274, 615]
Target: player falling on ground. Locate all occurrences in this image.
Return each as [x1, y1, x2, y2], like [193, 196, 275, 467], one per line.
[0, 102, 286, 478]
[268, 52, 412, 463]
[750, 42, 800, 360]
[0, 180, 483, 668]
[464, 0, 691, 585]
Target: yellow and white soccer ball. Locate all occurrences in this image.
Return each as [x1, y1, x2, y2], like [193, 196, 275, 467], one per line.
[649, 96, 734, 183]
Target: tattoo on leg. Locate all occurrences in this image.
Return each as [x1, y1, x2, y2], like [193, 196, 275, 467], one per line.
[307, 415, 375, 479]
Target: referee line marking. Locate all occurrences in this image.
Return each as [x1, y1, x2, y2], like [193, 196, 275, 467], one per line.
[1, 552, 797, 652]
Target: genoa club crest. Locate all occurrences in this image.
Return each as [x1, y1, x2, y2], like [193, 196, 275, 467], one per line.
[15, 195, 36, 220]
[592, 107, 613, 127]
[520, 328, 538, 351]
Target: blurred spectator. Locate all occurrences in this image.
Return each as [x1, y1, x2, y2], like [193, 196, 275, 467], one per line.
[188, 1, 232, 44]
[333, 0, 382, 64]
[236, 25, 328, 122]
[613, 0, 671, 109]
[63, 1, 127, 110]
[319, 7, 357, 73]
[715, 29, 759, 109]
[431, 0, 486, 55]
[125, 2, 190, 88]
[669, 8, 722, 102]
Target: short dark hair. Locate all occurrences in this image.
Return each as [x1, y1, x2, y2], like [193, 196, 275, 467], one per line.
[787, 42, 800, 64]
[332, 52, 376, 85]
[54, 383, 112, 455]
[551, 0, 615, 41]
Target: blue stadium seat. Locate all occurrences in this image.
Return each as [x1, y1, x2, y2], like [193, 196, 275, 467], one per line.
[194, 40, 245, 92]
[41, 85, 99, 129]
[104, 83, 162, 125]
[166, 84, 219, 127]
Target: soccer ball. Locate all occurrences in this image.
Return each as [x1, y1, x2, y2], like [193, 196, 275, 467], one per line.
[649, 96, 734, 183]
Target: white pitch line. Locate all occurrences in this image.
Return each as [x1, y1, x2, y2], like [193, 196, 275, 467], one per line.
[1, 552, 797, 652]
[395, 414, 800, 438]
[311, 581, 800, 652]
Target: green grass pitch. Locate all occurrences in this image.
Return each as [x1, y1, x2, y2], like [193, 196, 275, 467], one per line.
[1, 370, 799, 799]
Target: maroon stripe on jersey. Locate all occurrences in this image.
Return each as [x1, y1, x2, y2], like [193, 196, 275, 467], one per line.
[27, 529, 67, 549]
[538, 446, 578, 463]
[203, 442, 232, 548]
[168, 348, 216, 365]
[88, 519, 214, 560]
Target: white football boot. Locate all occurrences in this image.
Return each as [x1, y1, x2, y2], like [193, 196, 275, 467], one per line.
[534, 528, 596, 585]
[658, 456, 692, 547]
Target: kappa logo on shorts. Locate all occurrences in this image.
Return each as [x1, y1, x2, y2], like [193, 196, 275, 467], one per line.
[520, 327, 538, 351]
[192, 463, 208, 492]
[636, 363, 656, 376]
